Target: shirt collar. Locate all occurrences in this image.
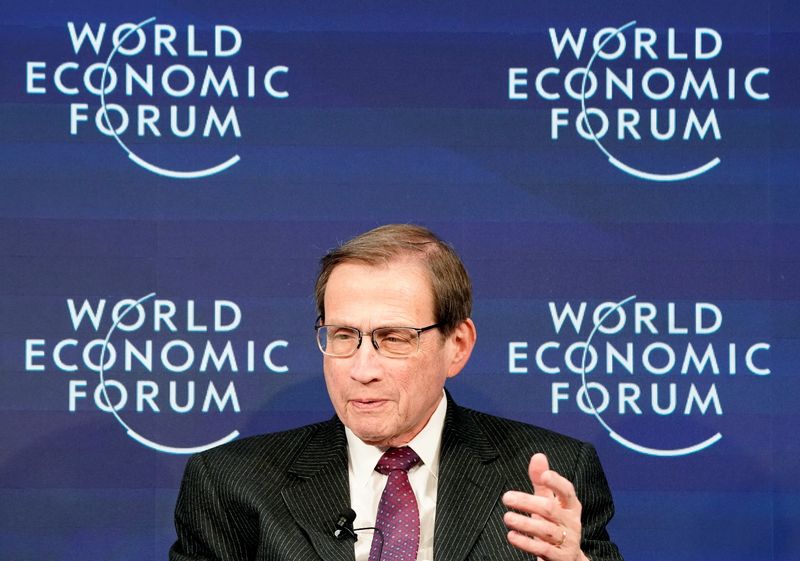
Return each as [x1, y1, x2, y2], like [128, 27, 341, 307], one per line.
[345, 391, 447, 487]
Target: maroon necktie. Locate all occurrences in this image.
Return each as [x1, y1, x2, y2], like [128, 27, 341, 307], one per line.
[368, 447, 421, 561]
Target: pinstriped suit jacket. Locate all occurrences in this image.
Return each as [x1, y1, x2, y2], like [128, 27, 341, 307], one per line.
[169, 396, 623, 561]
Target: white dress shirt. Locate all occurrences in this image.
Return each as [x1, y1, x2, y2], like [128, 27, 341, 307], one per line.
[345, 392, 447, 561]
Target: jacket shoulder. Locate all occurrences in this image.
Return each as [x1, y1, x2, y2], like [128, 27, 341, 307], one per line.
[188, 418, 340, 481]
[454, 405, 590, 474]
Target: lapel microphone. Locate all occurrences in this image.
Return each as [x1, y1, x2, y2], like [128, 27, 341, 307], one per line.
[333, 508, 357, 539]
[333, 509, 384, 558]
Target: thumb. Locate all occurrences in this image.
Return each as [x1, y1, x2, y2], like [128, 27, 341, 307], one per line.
[529, 453, 551, 496]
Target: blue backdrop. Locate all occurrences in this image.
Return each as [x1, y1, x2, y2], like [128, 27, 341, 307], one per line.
[1, 1, 798, 560]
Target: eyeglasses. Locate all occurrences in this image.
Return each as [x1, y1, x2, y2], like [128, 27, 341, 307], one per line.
[315, 322, 441, 358]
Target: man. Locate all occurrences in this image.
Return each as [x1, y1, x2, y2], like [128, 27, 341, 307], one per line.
[170, 224, 623, 561]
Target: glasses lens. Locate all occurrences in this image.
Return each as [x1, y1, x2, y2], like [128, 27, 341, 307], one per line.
[317, 326, 359, 356]
[374, 327, 418, 356]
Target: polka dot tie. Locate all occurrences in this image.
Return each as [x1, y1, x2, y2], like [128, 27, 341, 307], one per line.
[368, 447, 421, 561]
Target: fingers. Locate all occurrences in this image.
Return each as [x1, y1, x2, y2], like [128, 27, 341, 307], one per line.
[503, 510, 564, 543]
[506, 528, 571, 560]
[502, 491, 577, 560]
[502, 490, 557, 519]
[529, 453, 580, 510]
[502, 453, 586, 560]
[542, 466, 580, 510]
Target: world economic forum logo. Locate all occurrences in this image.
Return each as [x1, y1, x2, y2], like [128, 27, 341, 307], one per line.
[25, 17, 290, 179]
[508, 296, 771, 456]
[24, 294, 291, 454]
[507, 21, 770, 182]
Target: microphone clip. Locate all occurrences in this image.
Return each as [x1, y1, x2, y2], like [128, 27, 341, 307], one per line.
[333, 509, 358, 541]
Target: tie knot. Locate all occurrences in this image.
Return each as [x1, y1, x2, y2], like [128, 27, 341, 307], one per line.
[375, 447, 420, 475]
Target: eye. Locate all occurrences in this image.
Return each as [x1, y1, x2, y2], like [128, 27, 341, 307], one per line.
[330, 327, 358, 341]
[377, 328, 415, 347]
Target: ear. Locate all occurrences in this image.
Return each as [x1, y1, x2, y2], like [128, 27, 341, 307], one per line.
[445, 318, 477, 378]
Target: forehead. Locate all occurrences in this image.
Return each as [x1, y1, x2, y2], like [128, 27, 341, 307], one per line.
[324, 258, 435, 321]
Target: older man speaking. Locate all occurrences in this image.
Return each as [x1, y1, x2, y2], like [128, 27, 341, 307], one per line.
[170, 224, 623, 561]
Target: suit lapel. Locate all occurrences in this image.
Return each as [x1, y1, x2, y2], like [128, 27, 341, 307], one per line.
[434, 399, 504, 561]
[282, 418, 356, 561]
[280, 401, 505, 561]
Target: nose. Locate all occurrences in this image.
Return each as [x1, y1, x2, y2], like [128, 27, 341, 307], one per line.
[347, 337, 382, 383]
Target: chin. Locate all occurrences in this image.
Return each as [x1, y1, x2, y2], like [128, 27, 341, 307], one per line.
[349, 417, 418, 447]
[351, 426, 391, 447]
